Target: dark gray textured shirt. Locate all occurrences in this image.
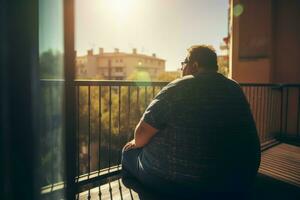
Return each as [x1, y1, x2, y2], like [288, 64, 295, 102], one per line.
[140, 72, 261, 184]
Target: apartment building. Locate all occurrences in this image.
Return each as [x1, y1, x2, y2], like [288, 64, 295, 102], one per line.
[76, 48, 166, 80]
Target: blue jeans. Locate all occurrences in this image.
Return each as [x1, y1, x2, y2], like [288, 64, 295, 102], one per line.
[121, 148, 180, 194]
[121, 148, 253, 198]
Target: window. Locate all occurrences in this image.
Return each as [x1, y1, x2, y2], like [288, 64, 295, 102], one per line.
[39, 0, 68, 198]
[115, 67, 123, 72]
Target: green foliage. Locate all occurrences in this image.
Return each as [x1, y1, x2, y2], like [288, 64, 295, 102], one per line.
[39, 84, 65, 186]
[218, 56, 229, 77]
[77, 84, 161, 174]
[40, 49, 64, 79]
[157, 71, 181, 81]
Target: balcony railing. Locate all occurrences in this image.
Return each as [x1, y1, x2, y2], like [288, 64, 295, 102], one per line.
[40, 80, 300, 199]
[74, 80, 168, 194]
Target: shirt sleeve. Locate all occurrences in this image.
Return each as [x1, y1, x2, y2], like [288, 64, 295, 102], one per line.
[140, 87, 172, 130]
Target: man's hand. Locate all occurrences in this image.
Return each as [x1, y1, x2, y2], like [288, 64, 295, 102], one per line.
[123, 139, 136, 151]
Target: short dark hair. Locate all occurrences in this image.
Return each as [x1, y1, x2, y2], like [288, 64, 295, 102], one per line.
[188, 45, 218, 71]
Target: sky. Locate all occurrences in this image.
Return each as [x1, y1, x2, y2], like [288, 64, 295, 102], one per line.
[75, 0, 228, 71]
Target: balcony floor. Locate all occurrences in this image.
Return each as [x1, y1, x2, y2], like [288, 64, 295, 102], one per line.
[78, 143, 300, 200]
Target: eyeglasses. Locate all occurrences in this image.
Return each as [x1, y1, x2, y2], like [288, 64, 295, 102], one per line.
[180, 58, 189, 70]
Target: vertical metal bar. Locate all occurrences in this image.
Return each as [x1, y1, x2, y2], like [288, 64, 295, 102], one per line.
[137, 86, 140, 112]
[262, 87, 266, 142]
[129, 189, 134, 200]
[49, 86, 54, 190]
[248, 86, 253, 113]
[251, 86, 255, 115]
[98, 185, 102, 200]
[264, 86, 270, 140]
[109, 182, 113, 200]
[88, 189, 91, 200]
[118, 86, 121, 168]
[244, 86, 249, 101]
[259, 87, 263, 142]
[280, 87, 284, 136]
[98, 86, 102, 174]
[266, 87, 272, 140]
[284, 87, 289, 136]
[257, 87, 262, 142]
[108, 86, 112, 172]
[127, 87, 131, 136]
[297, 88, 300, 136]
[118, 179, 124, 200]
[144, 86, 148, 106]
[253, 87, 258, 127]
[260, 87, 265, 142]
[77, 86, 80, 181]
[241, 85, 245, 97]
[247, 87, 250, 101]
[276, 88, 281, 134]
[152, 86, 155, 99]
[256, 87, 262, 141]
[241, 86, 246, 98]
[88, 86, 91, 178]
[272, 88, 276, 134]
[269, 87, 275, 139]
[267, 87, 273, 140]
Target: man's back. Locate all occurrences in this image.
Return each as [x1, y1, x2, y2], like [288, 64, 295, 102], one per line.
[141, 72, 261, 187]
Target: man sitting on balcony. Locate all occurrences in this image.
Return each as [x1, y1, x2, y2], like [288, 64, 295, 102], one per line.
[121, 45, 261, 195]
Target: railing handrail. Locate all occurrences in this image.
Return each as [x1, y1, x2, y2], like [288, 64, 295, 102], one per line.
[40, 79, 300, 88]
[240, 83, 300, 87]
[74, 79, 169, 86]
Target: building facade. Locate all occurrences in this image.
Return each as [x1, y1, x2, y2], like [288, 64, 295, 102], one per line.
[230, 0, 300, 83]
[76, 48, 166, 80]
[229, 0, 300, 137]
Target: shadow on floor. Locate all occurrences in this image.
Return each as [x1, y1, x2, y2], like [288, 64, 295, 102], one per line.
[122, 177, 249, 200]
[251, 173, 300, 200]
[121, 174, 300, 200]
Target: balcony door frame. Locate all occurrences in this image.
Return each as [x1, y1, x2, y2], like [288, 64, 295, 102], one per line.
[0, 0, 76, 199]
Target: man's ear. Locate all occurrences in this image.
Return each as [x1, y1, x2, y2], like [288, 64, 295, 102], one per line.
[191, 62, 199, 73]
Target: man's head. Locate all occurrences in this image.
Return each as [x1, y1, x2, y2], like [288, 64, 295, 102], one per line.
[181, 45, 218, 76]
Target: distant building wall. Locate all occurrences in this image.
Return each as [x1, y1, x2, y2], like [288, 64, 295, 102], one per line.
[230, 0, 300, 84]
[76, 48, 165, 80]
[231, 0, 273, 83]
[273, 0, 300, 83]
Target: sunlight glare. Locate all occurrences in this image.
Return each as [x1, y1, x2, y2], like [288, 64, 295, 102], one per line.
[233, 4, 244, 17]
[134, 71, 151, 86]
[105, 0, 135, 23]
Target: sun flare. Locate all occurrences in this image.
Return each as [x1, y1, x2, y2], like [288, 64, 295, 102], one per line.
[104, 0, 135, 23]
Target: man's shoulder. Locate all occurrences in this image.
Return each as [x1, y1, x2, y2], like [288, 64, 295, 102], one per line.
[223, 77, 243, 90]
[165, 75, 195, 89]
[155, 76, 195, 99]
[210, 73, 241, 89]
[225, 76, 240, 86]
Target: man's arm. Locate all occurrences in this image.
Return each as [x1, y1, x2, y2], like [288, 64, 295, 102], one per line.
[123, 120, 158, 151]
[134, 120, 158, 148]
[123, 84, 173, 151]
